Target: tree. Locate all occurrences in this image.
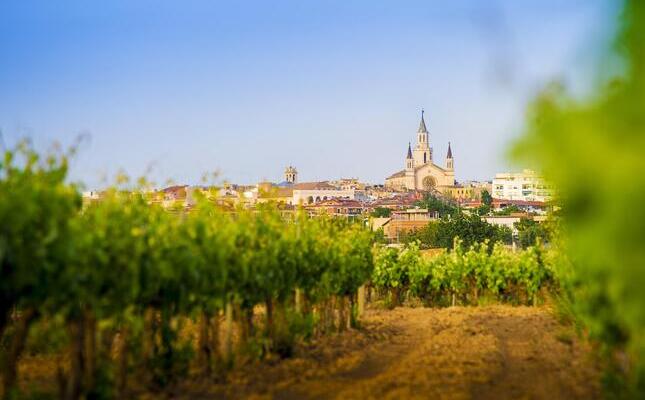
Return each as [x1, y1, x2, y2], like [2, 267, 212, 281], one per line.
[475, 204, 491, 216]
[477, 190, 493, 215]
[481, 189, 493, 207]
[435, 214, 512, 249]
[514, 218, 550, 248]
[399, 215, 511, 250]
[399, 222, 439, 249]
[373, 228, 389, 244]
[414, 193, 458, 217]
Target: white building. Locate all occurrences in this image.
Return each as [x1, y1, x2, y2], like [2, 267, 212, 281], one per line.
[291, 182, 366, 204]
[492, 170, 553, 202]
[483, 216, 523, 234]
[248, 168, 367, 206]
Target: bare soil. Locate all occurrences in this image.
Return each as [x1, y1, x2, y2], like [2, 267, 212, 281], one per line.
[168, 305, 601, 400]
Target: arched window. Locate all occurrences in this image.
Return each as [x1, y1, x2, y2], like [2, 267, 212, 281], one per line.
[424, 153, 427, 163]
[307, 196, 314, 204]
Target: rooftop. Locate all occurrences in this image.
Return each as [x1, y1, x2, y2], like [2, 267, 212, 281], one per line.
[292, 181, 338, 190]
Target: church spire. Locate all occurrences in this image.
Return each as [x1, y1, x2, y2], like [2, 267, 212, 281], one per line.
[446, 142, 454, 170]
[405, 142, 414, 170]
[417, 109, 428, 133]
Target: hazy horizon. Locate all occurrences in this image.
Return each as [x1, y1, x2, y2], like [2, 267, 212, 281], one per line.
[0, 1, 617, 189]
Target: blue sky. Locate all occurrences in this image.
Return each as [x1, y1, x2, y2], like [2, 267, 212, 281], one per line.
[0, 1, 618, 188]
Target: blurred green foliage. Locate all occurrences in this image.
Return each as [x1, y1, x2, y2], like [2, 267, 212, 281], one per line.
[511, 0, 645, 396]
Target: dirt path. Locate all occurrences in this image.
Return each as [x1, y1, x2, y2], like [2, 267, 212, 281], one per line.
[180, 306, 600, 400]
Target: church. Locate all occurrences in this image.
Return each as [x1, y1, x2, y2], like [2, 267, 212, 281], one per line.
[384, 111, 455, 191]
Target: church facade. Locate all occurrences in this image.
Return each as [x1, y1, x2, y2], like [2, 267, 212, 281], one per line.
[385, 111, 455, 191]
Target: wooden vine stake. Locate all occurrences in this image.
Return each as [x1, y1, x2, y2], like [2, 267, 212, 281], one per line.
[357, 285, 366, 319]
[295, 288, 302, 314]
[224, 302, 233, 364]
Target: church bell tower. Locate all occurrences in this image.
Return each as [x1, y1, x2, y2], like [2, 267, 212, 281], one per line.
[413, 110, 432, 166]
[284, 166, 298, 184]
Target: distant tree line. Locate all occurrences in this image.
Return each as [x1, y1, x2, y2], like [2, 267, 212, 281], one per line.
[399, 213, 513, 250]
[396, 192, 554, 250]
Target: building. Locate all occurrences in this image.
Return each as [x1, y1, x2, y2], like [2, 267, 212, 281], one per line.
[385, 111, 456, 191]
[256, 182, 295, 205]
[304, 198, 365, 217]
[284, 166, 298, 184]
[292, 181, 365, 204]
[492, 170, 553, 202]
[459, 198, 549, 215]
[249, 167, 364, 205]
[374, 208, 437, 242]
[330, 178, 365, 190]
[483, 216, 524, 234]
[484, 214, 548, 235]
[442, 181, 492, 201]
[491, 199, 549, 214]
[369, 192, 422, 211]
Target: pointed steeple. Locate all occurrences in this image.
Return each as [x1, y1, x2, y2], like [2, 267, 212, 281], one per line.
[406, 142, 413, 159]
[417, 109, 428, 133]
[447, 142, 453, 159]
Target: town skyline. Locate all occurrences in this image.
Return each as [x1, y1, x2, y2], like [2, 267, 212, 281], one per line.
[0, 1, 617, 189]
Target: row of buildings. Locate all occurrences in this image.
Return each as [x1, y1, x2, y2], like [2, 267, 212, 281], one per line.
[82, 110, 554, 242]
[83, 176, 549, 245]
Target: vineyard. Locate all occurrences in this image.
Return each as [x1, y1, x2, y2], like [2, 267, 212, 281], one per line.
[372, 241, 554, 308]
[0, 146, 563, 399]
[2, 0, 644, 398]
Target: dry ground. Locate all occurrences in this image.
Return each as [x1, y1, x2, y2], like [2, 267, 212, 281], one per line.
[165, 305, 601, 400]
